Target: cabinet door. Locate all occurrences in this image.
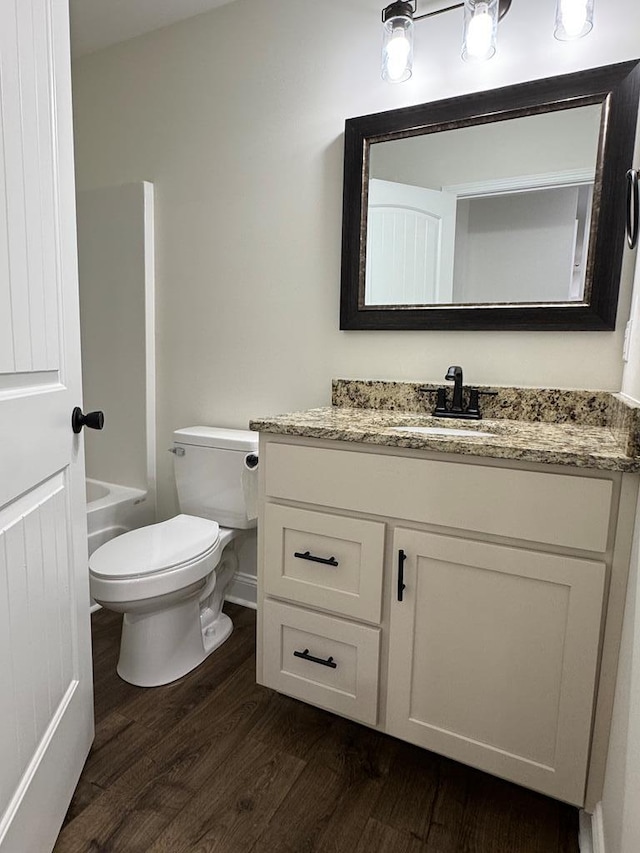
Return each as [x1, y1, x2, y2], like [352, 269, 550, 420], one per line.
[387, 529, 605, 806]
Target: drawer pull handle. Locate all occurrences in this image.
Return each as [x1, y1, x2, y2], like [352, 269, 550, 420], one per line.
[293, 550, 339, 567]
[398, 549, 407, 602]
[293, 648, 337, 669]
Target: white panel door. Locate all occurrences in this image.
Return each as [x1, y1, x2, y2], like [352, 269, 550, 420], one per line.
[365, 178, 457, 305]
[0, 1, 94, 851]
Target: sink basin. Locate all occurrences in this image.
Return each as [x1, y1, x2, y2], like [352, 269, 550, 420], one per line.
[391, 425, 493, 438]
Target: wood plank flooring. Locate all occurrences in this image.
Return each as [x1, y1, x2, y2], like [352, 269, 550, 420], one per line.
[55, 604, 580, 853]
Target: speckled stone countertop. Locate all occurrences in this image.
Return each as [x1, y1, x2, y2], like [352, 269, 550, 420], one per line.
[249, 381, 640, 473]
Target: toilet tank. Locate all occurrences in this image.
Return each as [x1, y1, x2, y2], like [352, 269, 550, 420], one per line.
[173, 426, 258, 529]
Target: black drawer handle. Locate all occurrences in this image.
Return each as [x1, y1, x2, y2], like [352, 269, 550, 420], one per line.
[293, 648, 337, 669]
[398, 549, 407, 602]
[293, 550, 339, 567]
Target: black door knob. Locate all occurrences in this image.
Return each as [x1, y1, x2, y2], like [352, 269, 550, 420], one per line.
[72, 407, 105, 434]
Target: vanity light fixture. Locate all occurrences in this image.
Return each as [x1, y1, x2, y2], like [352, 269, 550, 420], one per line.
[381, 0, 594, 82]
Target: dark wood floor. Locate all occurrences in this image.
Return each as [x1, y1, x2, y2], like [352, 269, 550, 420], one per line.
[55, 604, 580, 853]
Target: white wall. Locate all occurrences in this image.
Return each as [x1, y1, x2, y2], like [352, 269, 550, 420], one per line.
[369, 105, 602, 188]
[453, 187, 581, 303]
[601, 248, 640, 853]
[601, 508, 640, 853]
[71, 0, 640, 521]
[77, 183, 155, 498]
[621, 255, 640, 403]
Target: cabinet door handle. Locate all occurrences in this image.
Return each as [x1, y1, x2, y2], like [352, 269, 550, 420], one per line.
[398, 549, 407, 601]
[293, 550, 339, 567]
[293, 648, 337, 669]
[627, 168, 639, 249]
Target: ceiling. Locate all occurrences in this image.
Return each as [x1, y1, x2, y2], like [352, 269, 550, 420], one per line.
[69, 0, 239, 57]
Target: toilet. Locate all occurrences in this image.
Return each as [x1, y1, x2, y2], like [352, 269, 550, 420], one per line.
[89, 426, 258, 687]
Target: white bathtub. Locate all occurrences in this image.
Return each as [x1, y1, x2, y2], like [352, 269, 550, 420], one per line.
[86, 478, 153, 556]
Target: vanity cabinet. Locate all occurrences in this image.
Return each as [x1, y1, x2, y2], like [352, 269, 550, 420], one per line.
[256, 435, 636, 807]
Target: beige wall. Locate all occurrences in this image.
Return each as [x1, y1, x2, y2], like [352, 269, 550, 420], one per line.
[71, 0, 640, 521]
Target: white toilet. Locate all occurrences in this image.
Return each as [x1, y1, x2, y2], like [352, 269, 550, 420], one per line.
[89, 426, 258, 687]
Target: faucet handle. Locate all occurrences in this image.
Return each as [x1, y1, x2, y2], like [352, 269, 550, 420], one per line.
[467, 388, 499, 398]
[466, 388, 498, 417]
[467, 389, 481, 415]
[434, 388, 448, 415]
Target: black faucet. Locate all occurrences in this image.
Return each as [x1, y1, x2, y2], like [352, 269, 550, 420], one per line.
[445, 365, 464, 413]
[430, 365, 497, 420]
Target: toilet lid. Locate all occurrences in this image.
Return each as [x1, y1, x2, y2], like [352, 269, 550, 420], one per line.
[89, 514, 220, 579]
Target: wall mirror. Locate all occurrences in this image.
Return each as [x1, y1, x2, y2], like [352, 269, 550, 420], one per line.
[340, 61, 640, 331]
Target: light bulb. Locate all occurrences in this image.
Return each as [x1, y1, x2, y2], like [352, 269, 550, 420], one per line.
[466, 4, 493, 58]
[462, 0, 498, 62]
[559, 0, 587, 37]
[385, 29, 412, 82]
[555, 0, 593, 40]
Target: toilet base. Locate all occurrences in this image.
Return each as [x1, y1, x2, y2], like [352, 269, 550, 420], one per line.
[117, 595, 234, 687]
[202, 610, 233, 654]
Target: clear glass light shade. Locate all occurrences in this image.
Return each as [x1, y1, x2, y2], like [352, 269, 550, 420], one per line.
[381, 15, 414, 83]
[554, 0, 594, 40]
[462, 0, 499, 62]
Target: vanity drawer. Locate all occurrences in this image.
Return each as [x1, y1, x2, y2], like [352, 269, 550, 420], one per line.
[262, 599, 380, 725]
[263, 503, 385, 622]
[265, 443, 614, 552]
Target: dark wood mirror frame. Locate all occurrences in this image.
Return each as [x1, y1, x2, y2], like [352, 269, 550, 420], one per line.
[340, 60, 640, 332]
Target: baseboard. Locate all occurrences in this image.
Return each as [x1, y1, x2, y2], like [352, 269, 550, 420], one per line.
[580, 804, 605, 853]
[89, 602, 102, 614]
[225, 571, 257, 610]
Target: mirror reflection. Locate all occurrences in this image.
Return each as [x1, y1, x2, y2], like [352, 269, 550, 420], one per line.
[365, 104, 602, 307]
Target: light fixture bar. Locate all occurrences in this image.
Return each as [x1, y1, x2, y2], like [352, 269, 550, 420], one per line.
[413, 0, 511, 22]
[414, 2, 463, 22]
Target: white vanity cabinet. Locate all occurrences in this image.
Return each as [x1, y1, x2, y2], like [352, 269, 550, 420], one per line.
[256, 435, 637, 808]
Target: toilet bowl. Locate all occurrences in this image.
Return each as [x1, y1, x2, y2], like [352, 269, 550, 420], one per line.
[89, 427, 258, 687]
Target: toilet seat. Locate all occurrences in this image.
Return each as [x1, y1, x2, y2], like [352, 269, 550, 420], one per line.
[90, 514, 220, 580]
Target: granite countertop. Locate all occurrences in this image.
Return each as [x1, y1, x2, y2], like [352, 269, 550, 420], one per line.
[249, 381, 640, 473]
